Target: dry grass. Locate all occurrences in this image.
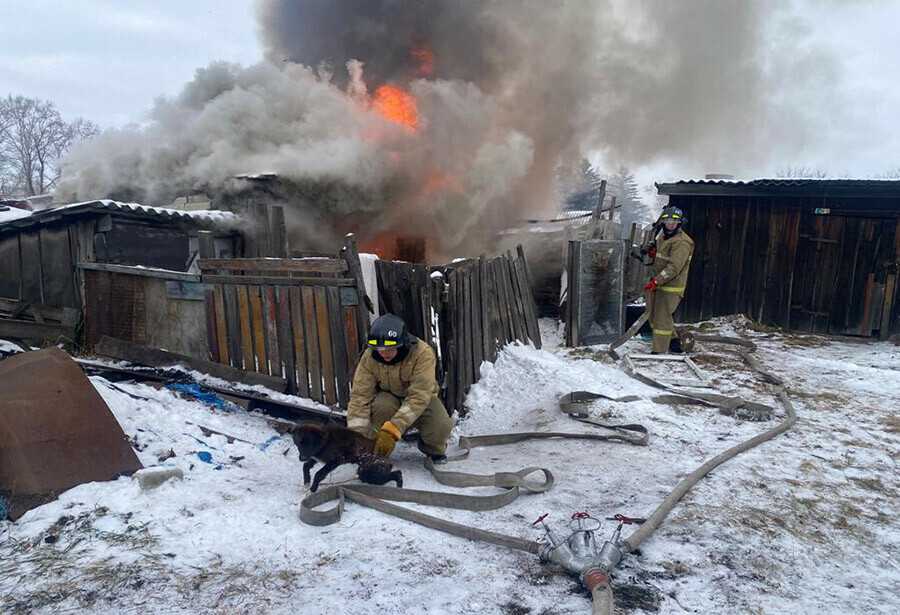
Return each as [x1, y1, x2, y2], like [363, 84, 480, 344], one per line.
[848, 476, 894, 496]
[566, 347, 614, 363]
[786, 388, 850, 407]
[881, 414, 900, 433]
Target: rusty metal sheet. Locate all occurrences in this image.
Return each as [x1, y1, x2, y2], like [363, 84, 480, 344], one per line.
[0, 348, 142, 520]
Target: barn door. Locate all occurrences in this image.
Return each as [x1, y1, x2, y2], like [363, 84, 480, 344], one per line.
[790, 213, 843, 333]
[791, 213, 897, 336]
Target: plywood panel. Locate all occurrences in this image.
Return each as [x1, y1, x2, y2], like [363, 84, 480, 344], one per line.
[39, 226, 75, 308]
[19, 231, 42, 304]
[0, 235, 21, 299]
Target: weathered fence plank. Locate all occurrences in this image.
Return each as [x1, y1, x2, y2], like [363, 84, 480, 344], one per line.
[302, 286, 323, 402]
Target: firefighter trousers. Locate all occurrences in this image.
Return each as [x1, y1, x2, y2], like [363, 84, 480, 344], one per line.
[370, 391, 455, 456]
[649, 290, 682, 353]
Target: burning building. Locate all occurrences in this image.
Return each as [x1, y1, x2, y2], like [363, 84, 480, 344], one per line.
[55, 2, 844, 266]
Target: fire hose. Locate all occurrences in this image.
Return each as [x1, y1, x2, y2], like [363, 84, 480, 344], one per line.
[299, 337, 795, 615]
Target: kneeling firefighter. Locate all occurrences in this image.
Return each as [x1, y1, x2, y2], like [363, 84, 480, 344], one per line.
[346, 314, 455, 463]
[643, 206, 695, 353]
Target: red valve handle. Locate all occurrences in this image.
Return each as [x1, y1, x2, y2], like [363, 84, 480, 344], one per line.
[571, 512, 590, 519]
[532, 513, 549, 525]
[614, 514, 634, 525]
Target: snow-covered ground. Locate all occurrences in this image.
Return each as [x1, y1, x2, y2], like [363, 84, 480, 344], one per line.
[1, 316, 898, 614]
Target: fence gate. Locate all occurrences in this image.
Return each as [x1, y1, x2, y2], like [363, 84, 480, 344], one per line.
[375, 245, 542, 415]
[197, 233, 370, 408]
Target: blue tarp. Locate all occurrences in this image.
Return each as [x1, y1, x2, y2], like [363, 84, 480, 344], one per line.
[166, 383, 241, 412]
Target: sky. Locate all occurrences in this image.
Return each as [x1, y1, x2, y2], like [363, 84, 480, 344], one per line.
[0, 1, 262, 128]
[2, 0, 900, 187]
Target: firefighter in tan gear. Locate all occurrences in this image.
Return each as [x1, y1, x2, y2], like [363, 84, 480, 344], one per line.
[346, 314, 455, 463]
[643, 206, 695, 354]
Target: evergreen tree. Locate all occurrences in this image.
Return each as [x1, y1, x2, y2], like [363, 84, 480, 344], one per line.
[559, 158, 601, 211]
[607, 165, 648, 230]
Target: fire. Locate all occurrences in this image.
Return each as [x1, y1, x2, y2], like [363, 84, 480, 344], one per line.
[411, 42, 435, 77]
[373, 85, 419, 129]
[424, 171, 462, 194]
[359, 232, 428, 263]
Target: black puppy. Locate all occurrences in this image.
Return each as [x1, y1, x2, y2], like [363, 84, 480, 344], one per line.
[290, 423, 403, 492]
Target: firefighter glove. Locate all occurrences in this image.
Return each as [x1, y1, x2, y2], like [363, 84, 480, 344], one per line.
[643, 277, 658, 292]
[374, 421, 402, 457]
[647, 245, 657, 260]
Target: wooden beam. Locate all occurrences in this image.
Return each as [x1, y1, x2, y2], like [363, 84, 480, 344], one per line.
[341, 233, 374, 350]
[199, 274, 354, 287]
[96, 336, 287, 391]
[77, 262, 199, 282]
[75, 358, 342, 423]
[197, 258, 348, 274]
[880, 274, 896, 339]
[0, 319, 75, 345]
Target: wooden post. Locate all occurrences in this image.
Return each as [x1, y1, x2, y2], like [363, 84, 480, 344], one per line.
[342, 233, 372, 352]
[198, 231, 218, 361]
[566, 240, 582, 347]
[592, 180, 607, 222]
[880, 274, 896, 339]
[270, 205, 289, 258]
[247, 201, 270, 257]
[608, 195, 617, 221]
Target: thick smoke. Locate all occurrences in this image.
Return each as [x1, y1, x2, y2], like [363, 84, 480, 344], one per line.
[58, 0, 840, 257]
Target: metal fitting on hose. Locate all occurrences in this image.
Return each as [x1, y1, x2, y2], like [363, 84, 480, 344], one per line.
[582, 568, 609, 591]
[596, 540, 622, 572]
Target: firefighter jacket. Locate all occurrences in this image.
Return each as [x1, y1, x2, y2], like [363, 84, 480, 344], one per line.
[651, 228, 695, 297]
[346, 337, 440, 434]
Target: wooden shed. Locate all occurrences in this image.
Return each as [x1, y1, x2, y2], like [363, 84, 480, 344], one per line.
[656, 179, 900, 338]
[0, 200, 240, 349]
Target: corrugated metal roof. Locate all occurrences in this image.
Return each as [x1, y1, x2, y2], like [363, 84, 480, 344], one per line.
[555, 209, 594, 221]
[665, 178, 900, 187]
[0, 199, 238, 233]
[656, 178, 900, 198]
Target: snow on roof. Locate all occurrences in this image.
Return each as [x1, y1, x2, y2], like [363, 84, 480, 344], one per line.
[662, 177, 900, 185]
[0, 199, 238, 232]
[0, 206, 33, 223]
[656, 178, 900, 199]
[54, 199, 239, 221]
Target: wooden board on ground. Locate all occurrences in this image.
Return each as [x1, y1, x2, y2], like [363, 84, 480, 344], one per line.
[623, 352, 712, 388]
[96, 336, 287, 392]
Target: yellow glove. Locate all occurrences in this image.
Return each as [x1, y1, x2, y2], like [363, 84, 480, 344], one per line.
[373, 421, 402, 458]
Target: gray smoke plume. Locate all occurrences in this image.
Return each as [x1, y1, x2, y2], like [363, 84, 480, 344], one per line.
[58, 0, 841, 257]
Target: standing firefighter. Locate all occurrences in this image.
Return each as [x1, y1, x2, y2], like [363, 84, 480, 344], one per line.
[643, 206, 695, 353]
[346, 314, 454, 463]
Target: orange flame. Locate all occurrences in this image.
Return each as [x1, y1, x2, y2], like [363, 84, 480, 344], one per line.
[424, 170, 462, 194]
[412, 42, 435, 77]
[373, 85, 419, 129]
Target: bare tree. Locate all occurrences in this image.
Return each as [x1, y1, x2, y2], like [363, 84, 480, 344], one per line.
[775, 165, 828, 178]
[0, 94, 99, 197]
[873, 167, 900, 179]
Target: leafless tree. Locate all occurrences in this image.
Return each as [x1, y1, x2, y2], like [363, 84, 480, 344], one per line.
[873, 167, 900, 179]
[775, 165, 828, 179]
[0, 94, 99, 197]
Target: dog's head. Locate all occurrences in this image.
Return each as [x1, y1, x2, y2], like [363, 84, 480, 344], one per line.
[290, 424, 326, 461]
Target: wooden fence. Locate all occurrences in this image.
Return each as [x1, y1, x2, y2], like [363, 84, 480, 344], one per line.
[198, 232, 370, 408]
[376, 245, 541, 415]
